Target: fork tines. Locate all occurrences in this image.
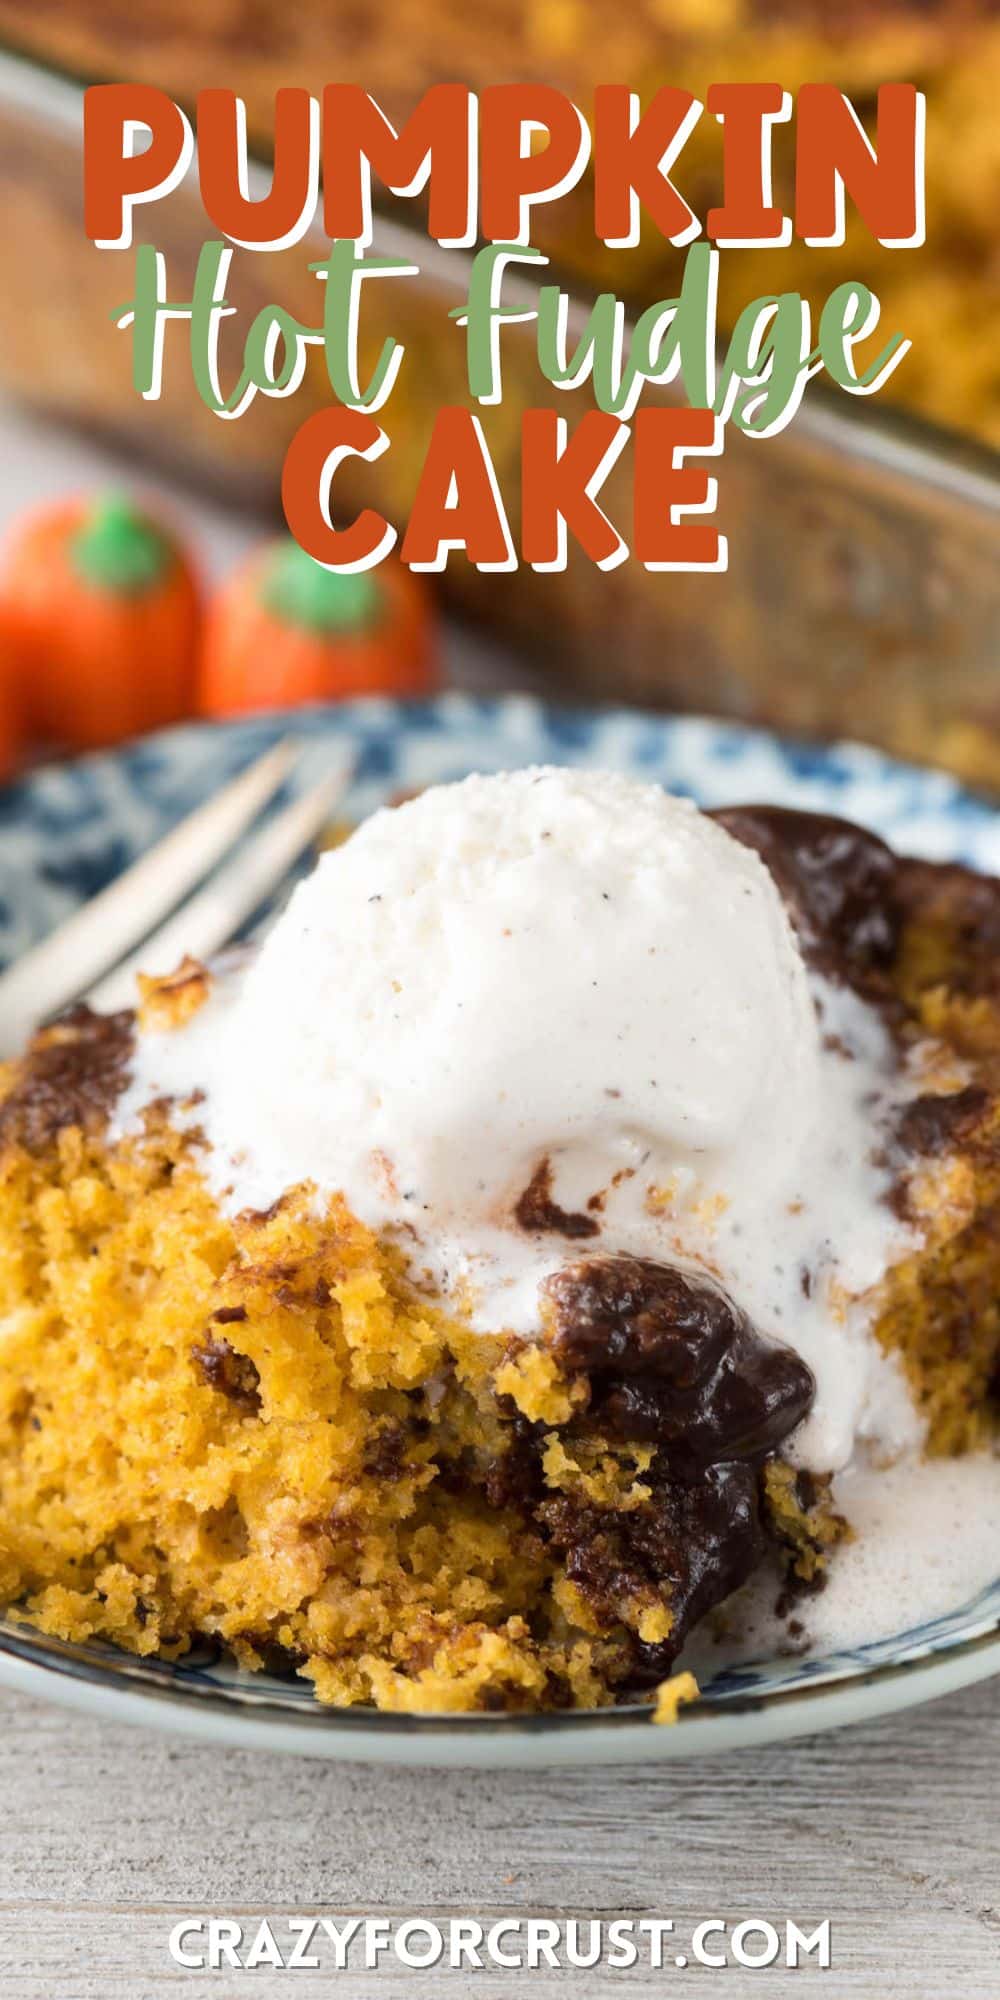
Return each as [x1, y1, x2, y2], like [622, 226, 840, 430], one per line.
[0, 739, 353, 1056]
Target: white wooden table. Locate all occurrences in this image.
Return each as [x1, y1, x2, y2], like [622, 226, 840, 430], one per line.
[0, 1678, 997, 1996]
[1, 403, 998, 1997]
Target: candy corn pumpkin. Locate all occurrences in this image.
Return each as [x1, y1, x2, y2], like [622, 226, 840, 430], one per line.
[199, 538, 438, 716]
[0, 494, 201, 750]
[0, 598, 29, 779]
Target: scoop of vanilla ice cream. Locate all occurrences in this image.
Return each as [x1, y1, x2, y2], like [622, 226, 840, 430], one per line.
[220, 766, 821, 1228]
[116, 765, 923, 1471]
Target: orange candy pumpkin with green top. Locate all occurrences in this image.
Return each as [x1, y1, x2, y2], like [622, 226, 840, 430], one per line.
[199, 538, 439, 716]
[0, 596, 30, 778]
[0, 494, 201, 750]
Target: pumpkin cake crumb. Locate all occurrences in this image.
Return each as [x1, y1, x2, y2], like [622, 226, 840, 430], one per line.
[653, 1672, 700, 1727]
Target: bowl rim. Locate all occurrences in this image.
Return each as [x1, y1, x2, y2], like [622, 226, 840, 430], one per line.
[0, 696, 997, 1758]
[2, 1606, 1000, 1740]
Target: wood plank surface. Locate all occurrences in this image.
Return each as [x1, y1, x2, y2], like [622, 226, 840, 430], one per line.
[0, 1678, 997, 1998]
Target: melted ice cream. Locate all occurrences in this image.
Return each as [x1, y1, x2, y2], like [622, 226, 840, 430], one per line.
[115, 766, 933, 1472]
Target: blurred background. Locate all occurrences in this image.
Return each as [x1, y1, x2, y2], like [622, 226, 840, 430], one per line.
[0, 2, 998, 787]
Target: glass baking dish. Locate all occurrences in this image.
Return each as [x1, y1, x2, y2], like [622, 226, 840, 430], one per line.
[0, 43, 998, 787]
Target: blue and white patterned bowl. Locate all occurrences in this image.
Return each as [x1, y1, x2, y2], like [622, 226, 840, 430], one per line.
[0, 695, 998, 1765]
